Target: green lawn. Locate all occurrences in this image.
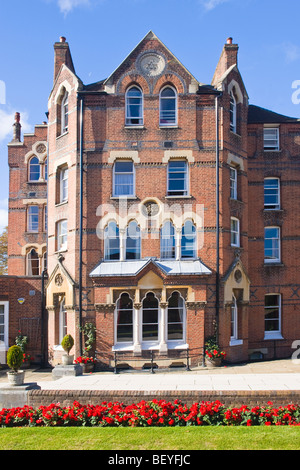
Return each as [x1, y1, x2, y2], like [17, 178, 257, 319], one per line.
[1, 426, 300, 450]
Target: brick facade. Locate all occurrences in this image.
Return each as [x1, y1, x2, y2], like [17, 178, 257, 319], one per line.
[2, 32, 300, 368]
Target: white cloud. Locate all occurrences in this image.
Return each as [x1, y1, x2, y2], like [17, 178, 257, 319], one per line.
[0, 199, 8, 233]
[57, 0, 91, 14]
[281, 42, 300, 64]
[199, 0, 230, 10]
[0, 108, 31, 144]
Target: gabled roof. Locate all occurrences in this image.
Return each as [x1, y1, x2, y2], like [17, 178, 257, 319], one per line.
[103, 30, 202, 87]
[248, 104, 299, 124]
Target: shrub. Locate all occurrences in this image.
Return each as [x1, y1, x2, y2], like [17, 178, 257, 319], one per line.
[7, 345, 23, 372]
[61, 335, 74, 355]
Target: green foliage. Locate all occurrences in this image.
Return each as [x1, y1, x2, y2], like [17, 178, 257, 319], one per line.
[15, 331, 28, 353]
[0, 226, 8, 275]
[7, 345, 23, 372]
[61, 335, 74, 355]
[79, 322, 96, 356]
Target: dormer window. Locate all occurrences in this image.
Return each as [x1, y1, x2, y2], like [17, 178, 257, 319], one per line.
[160, 86, 177, 126]
[125, 86, 143, 126]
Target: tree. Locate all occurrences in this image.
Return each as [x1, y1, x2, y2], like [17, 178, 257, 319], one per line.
[0, 226, 8, 275]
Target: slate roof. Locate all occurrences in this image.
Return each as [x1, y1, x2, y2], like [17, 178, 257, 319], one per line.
[248, 104, 299, 124]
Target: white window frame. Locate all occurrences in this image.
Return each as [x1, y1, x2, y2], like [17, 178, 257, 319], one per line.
[28, 205, 39, 233]
[181, 220, 197, 259]
[230, 90, 237, 133]
[264, 177, 280, 210]
[0, 302, 9, 360]
[59, 167, 68, 203]
[29, 156, 40, 182]
[125, 86, 143, 126]
[264, 226, 280, 263]
[231, 217, 240, 247]
[167, 160, 189, 197]
[264, 294, 282, 340]
[167, 291, 186, 344]
[113, 160, 135, 197]
[264, 127, 279, 151]
[125, 221, 141, 260]
[57, 219, 68, 252]
[159, 86, 178, 127]
[115, 293, 134, 346]
[230, 167, 237, 200]
[61, 91, 69, 134]
[160, 221, 176, 260]
[141, 292, 160, 347]
[26, 248, 40, 276]
[104, 221, 120, 260]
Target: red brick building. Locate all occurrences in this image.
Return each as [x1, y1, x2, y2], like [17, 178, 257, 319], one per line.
[2, 32, 300, 368]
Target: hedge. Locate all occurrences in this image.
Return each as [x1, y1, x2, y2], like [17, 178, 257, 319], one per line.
[1, 400, 300, 427]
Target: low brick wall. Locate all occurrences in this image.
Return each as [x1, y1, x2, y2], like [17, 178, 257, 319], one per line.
[28, 389, 300, 408]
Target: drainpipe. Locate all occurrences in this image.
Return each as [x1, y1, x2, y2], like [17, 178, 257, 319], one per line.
[78, 95, 84, 356]
[215, 93, 221, 345]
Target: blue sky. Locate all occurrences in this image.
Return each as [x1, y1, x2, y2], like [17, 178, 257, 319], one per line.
[1, 0, 300, 231]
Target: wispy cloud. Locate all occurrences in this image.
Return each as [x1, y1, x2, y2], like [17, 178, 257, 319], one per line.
[57, 0, 91, 14]
[199, 0, 230, 10]
[281, 42, 300, 64]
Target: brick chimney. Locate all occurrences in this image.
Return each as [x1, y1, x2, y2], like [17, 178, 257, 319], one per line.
[53, 36, 75, 83]
[212, 37, 239, 87]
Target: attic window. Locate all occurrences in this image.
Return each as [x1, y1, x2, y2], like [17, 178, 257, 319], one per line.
[230, 90, 237, 133]
[160, 87, 177, 126]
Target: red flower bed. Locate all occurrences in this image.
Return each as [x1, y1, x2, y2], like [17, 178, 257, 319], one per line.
[1, 400, 300, 427]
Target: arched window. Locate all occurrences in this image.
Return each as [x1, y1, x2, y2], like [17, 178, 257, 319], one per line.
[142, 292, 159, 342]
[27, 248, 40, 276]
[104, 221, 120, 260]
[116, 293, 133, 343]
[126, 221, 141, 260]
[160, 221, 175, 259]
[29, 156, 40, 181]
[61, 91, 69, 134]
[230, 90, 237, 133]
[159, 86, 177, 126]
[125, 86, 143, 125]
[168, 291, 185, 341]
[181, 220, 196, 259]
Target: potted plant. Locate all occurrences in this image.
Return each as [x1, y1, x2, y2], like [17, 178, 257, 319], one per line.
[15, 331, 32, 368]
[74, 355, 96, 373]
[205, 336, 226, 367]
[6, 345, 25, 385]
[61, 334, 74, 365]
[77, 322, 96, 372]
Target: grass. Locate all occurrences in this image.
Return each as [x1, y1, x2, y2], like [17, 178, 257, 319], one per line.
[1, 426, 300, 450]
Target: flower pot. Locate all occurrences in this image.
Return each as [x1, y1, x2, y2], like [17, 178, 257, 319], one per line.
[22, 361, 31, 369]
[206, 357, 222, 368]
[82, 362, 95, 373]
[62, 354, 74, 365]
[7, 370, 25, 386]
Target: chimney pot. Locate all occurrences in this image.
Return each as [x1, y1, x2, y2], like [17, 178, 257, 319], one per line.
[227, 37, 233, 44]
[60, 36, 66, 43]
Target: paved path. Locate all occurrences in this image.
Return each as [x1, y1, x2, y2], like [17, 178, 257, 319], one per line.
[1, 358, 300, 391]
